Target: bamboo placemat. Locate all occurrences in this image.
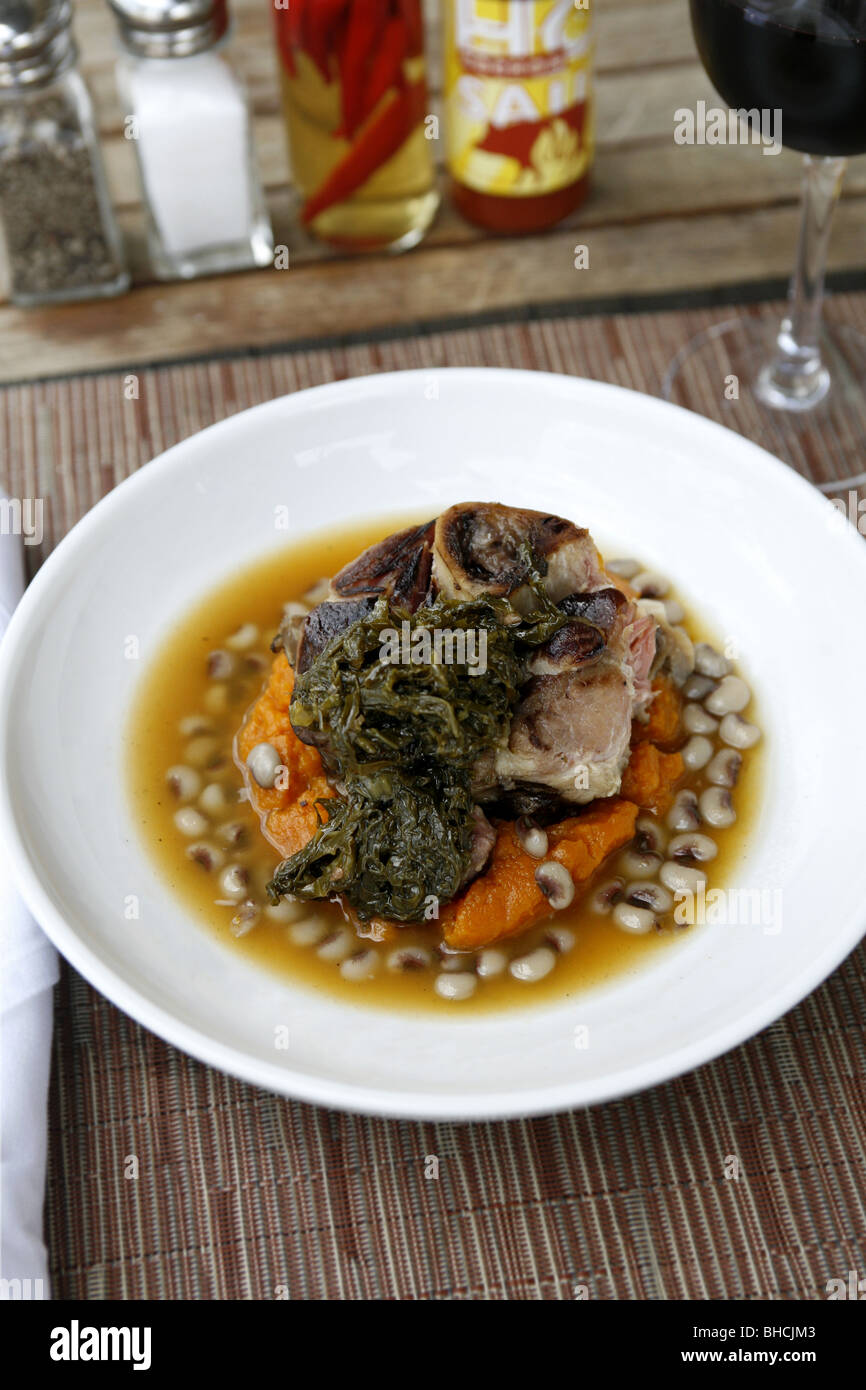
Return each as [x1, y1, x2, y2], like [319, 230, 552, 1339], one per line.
[2, 296, 865, 1300]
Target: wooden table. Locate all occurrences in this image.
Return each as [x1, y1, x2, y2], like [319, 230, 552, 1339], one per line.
[2, 0, 866, 384]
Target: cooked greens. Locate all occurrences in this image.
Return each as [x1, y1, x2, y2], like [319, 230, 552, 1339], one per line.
[268, 769, 476, 922]
[289, 595, 522, 774]
[267, 569, 569, 922]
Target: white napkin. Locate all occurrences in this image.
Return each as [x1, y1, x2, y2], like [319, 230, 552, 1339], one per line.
[0, 520, 57, 1300]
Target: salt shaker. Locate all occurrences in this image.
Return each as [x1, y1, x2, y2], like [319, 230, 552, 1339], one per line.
[108, 0, 273, 280]
[0, 0, 129, 306]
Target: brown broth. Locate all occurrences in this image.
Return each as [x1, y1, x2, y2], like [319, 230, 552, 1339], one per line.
[127, 515, 764, 1014]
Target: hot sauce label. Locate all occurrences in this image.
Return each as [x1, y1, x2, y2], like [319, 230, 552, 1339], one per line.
[445, 0, 594, 197]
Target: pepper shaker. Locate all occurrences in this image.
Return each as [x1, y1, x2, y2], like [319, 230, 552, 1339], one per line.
[108, 0, 273, 280]
[0, 0, 130, 306]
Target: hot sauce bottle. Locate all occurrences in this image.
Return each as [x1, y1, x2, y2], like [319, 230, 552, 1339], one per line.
[444, 0, 594, 233]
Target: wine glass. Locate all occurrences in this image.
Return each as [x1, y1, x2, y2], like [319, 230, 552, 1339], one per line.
[663, 0, 866, 492]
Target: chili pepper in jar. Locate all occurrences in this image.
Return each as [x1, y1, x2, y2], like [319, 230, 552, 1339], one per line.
[443, 0, 594, 234]
[273, 0, 439, 252]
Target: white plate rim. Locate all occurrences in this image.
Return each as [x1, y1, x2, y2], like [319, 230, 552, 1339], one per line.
[1, 367, 864, 1120]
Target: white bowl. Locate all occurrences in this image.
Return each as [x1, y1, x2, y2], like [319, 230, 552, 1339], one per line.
[1, 369, 864, 1120]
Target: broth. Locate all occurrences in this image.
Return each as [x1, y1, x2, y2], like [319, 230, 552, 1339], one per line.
[128, 515, 763, 1014]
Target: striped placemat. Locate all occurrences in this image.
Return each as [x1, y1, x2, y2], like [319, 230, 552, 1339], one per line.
[2, 295, 865, 1300]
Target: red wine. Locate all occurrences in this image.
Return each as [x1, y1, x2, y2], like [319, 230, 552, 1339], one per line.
[690, 0, 866, 155]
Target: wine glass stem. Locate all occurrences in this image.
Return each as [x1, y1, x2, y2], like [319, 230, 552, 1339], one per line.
[757, 154, 847, 412]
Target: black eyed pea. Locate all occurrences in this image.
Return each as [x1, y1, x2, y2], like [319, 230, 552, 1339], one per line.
[705, 674, 750, 716]
[694, 643, 730, 678]
[700, 786, 737, 827]
[612, 901, 656, 934]
[683, 674, 716, 701]
[340, 949, 379, 982]
[618, 846, 662, 878]
[719, 713, 761, 749]
[218, 864, 249, 902]
[174, 806, 209, 837]
[535, 861, 575, 910]
[435, 972, 477, 1000]
[206, 649, 235, 680]
[606, 558, 640, 579]
[516, 817, 549, 858]
[316, 928, 354, 962]
[199, 782, 229, 816]
[287, 917, 328, 945]
[545, 925, 576, 954]
[664, 598, 686, 625]
[666, 789, 702, 831]
[682, 703, 718, 736]
[634, 815, 668, 856]
[265, 896, 307, 924]
[706, 749, 742, 788]
[682, 734, 714, 771]
[476, 948, 508, 978]
[217, 821, 247, 847]
[660, 861, 708, 894]
[246, 741, 283, 789]
[590, 878, 625, 914]
[178, 714, 213, 738]
[226, 623, 260, 651]
[669, 832, 718, 864]
[509, 946, 557, 982]
[203, 684, 230, 717]
[626, 880, 674, 913]
[387, 946, 434, 973]
[186, 841, 224, 872]
[229, 900, 260, 937]
[185, 734, 220, 768]
[166, 764, 201, 802]
[633, 570, 669, 598]
[440, 952, 475, 973]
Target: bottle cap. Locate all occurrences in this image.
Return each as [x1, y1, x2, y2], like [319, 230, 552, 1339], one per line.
[0, 0, 76, 88]
[107, 0, 229, 59]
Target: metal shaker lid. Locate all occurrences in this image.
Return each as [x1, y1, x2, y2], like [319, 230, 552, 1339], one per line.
[107, 0, 229, 59]
[0, 0, 76, 88]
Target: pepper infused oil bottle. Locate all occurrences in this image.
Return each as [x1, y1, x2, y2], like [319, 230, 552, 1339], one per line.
[274, 0, 439, 252]
[444, 0, 594, 233]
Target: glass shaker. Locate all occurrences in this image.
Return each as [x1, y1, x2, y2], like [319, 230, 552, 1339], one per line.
[108, 0, 274, 280]
[0, 0, 129, 306]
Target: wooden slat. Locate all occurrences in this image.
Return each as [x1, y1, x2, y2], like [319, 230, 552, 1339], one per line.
[2, 0, 865, 381]
[3, 197, 866, 384]
[103, 140, 866, 283]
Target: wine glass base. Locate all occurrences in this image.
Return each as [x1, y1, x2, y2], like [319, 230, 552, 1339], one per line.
[662, 310, 866, 492]
[754, 360, 830, 413]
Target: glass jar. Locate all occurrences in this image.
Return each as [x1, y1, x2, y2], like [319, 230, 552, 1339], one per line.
[0, 1, 129, 306]
[273, 0, 440, 252]
[443, 0, 594, 234]
[109, 0, 273, 280]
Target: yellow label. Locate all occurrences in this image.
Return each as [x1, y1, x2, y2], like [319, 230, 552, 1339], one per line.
[444, 0, 594, 198]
